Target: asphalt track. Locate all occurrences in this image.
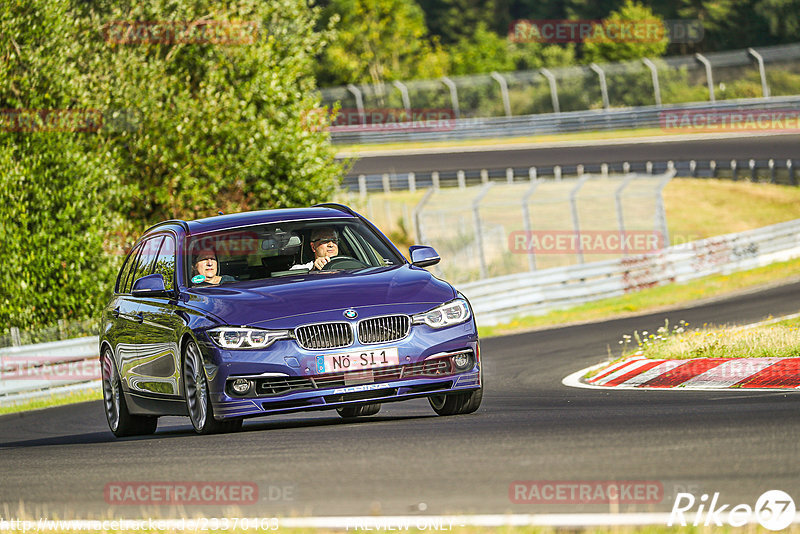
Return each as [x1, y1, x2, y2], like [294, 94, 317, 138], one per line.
[1, 280, 799, 519]
[344, 133, 800, 175]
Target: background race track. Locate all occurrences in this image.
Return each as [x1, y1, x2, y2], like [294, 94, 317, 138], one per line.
[1, 280, 798, 518]
[344, 133, 800, 175]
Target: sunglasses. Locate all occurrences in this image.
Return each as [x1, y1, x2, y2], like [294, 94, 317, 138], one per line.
[313, 238, 338, 245]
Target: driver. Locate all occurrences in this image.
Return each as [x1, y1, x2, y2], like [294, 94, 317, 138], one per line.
[290, 228, 339, 270]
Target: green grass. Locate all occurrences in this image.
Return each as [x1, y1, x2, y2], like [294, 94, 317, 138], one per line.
[0, 386, 101, 416]
[335, 126, 730, 154]
[478, 255, 800, 338]
[615, 316, 800, 361]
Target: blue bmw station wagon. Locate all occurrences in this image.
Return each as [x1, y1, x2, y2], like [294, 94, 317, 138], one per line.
[100, 204, 482, 436]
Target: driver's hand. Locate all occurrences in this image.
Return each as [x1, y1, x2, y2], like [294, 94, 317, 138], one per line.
[313, 256, 330, 270]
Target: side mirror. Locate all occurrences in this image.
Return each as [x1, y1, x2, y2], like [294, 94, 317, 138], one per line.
[132, 273, 169, 297]
[409, 245, 440, 268]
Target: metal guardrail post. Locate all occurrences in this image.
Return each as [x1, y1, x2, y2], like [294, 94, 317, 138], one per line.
[623, 161, 631, 174]
[695, 53, 716, 102]
[577, 164, 585, 177]
[382, 173, 391, 193]
[747, 48, 770, 98]
[554, 165, 562, 180]
[731, 159, 738, 181]
[432, 171, 440, 190]
[590, 63, 610, 110]
[788, 159, 796, 186]
[412, 188, 436, 244]
[521, 179, 540, 271]
[710, 160, 717, 177]
[457, 170, 466, 189]
[346, 84, 366, 124]
[539, 68, 560, 114]
[569, 175, 590, 264]
[749, 159, 757, 182]
[690, 160, 697, 177]
[646, 161, 653, 174]
[642, 58, 662, 106]
[490, 72, 512, 117]
[408, 172, 416, 193]
[769, 159, 775, 184]
[440, 77, 460, 119]
[601, 163, 609, 178]
[615, 174, 636, 256]
[506, 168, 514, 184]
[392, 81, 412, 118]
[481, 169, 489, 184]
[472, 183, 495, 279]
[529, 167, 537, 181]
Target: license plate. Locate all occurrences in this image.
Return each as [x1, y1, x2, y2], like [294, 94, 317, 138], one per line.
[316, 348, 399, 374]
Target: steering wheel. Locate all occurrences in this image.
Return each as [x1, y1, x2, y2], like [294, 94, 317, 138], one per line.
[321, 255, 369, 270]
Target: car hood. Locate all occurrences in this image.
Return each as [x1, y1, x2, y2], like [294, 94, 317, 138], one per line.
[183, 265, 456, 327]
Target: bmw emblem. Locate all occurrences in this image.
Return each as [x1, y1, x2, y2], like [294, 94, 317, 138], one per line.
[343, 309, 358, 319]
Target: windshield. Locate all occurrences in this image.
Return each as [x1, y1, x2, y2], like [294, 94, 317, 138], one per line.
[185, 218, 404, 288]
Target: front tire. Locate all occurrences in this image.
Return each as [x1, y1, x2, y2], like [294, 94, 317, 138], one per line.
[183, 340, 241, 434]
[101, 347, 158, 437]
[337, 403, 381, 418]
[428, 388, 483, 416]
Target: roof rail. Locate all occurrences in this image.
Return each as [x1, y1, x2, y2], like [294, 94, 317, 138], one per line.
[313, 203, 356, 216]
[143, 219, 190, 234]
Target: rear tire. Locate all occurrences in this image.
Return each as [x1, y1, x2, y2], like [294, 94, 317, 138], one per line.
[183, 340, 238, 434]
[101, 347, 158, 437]
[337, 403, 381, 418]
[428, 388, 483, 416]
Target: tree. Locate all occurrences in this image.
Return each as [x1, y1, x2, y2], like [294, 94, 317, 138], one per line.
[582, 0, 669, 63]
[317, 0, 448, 86]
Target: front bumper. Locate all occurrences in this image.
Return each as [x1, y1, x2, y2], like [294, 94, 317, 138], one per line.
[198, 322, 481, 420]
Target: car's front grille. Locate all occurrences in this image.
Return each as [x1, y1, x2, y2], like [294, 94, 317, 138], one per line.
[294, 322, 353, 350]
[358, 315, 410, 344]
[252, 354, 463, 397]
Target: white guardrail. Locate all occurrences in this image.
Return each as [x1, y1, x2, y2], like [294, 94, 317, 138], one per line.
[2, 218, 799, 403]
[461, 218, 800, 325]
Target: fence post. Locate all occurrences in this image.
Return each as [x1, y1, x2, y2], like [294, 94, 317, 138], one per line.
[529, 167, 537, 181]
[695, 53, 716, 102]
[432, 171, 440, 190]
[392, 80, 412, 118]
[506, 168, 514, 184]
[769, 159, 775, 184]
[10, 327, 21, 347]
[472, 183, 495, 279]
[540, 68, 560, 114]
[490, 72, 512, 117]
[440, 77, 461, 119]
[481, 169, 489, 184]
[788, 159, 796, 186]
[58, 319, 66, 340]
[408, 172, 416, 193]
[749, 159, 757, 182]
[358, 175, 367, 198]
[642, 57, 662, 106]
[569, 176, 590, 264]
[346, 84, 366, 124]
[615, 174, 636, 256]
[689, 160, 697, 177]
[521, 179, 540, 271]
[590, 63, 610, 110]
[731, 160, 738, 181]
[646, 161, 653, 174]
[601, 163, 609, 178]
[577, 164, 585, 177]
[412, 188, 435, 244]
[554, 165, 562, 181]
[710, 160, 717, 178]
[457, 170, 466, 189]
[623, 162, 631, 174]
[656, 169, 675, 247]
[382, 173, 391, 193]
[747, 48, 770, 98]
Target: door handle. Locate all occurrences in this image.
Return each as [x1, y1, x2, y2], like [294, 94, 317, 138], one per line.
[112, 307, 120, 318]
[135, 313, 143, 324]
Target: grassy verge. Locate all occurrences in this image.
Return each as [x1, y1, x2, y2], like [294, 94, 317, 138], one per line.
[614, 315, 800, 361]
[477, 256, 800, 338]
[0, 386, 101, 416]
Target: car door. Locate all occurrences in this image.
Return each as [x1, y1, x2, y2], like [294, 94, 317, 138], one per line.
[134, 234, 184, 398]
[108, 242, 144, 377]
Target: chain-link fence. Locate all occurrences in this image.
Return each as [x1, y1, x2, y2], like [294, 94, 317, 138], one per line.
[320, 43, 800, 123]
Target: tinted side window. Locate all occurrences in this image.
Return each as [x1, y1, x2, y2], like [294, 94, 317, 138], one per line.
[116, 244, 141, 294]
[120, 243, 144, 294]
[153, 235, 176, 291]
[131, 236, 164, 287]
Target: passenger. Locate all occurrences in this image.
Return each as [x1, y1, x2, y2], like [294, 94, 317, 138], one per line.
[290, 228, 339, 271]
[191, 248, 236, 286]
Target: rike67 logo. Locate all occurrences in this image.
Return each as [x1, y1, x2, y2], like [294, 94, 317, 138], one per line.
[669, 490, 796, 530]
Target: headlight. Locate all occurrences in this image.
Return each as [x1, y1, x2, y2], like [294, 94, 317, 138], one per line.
[412, 299, 471, 329]
[207, 327, 290, 349]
